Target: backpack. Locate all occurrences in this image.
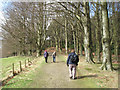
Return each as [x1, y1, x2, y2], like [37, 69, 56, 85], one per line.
[70, 54, 77, 63]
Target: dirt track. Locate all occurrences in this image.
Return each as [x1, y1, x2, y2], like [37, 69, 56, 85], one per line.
[28, 55, 97, 88]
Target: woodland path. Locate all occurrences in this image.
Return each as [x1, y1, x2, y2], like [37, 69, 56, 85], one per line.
[28, 54, 98, 88]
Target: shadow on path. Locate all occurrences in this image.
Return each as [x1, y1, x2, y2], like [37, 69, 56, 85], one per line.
[77, 74, 98, 79]
[113, 67, 120, 71]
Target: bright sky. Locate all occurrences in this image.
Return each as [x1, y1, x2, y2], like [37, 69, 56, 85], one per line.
[0, 1, 5, 33]
[0, 1, 5, 41]
[0, 2, 4, 20]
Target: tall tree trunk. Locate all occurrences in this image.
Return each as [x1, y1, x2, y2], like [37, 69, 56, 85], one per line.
[114, 44, 119, 61]
[96, 3, 101, 62]
[100, 2, 113, 71]
[36, 3, 43, 57]
[43, 2, 47, 47]
[79, 43, 83, 56]
[36, 27, 40, 57]
[55, 38, 58, 51]
[73, 31, 76, 52]
[112, 2, 119, 62]
[22, 11, 26, 56]
[76, 29, 79, 54]
[31, 3, 35, 56]
[59, 39, 62, 52]
[51, 40, 53, 47]
[83, 2, 95, 64]
[71, 23, 77, 53]
[65, 17, 68, 54]
[55, 30, 58, 51]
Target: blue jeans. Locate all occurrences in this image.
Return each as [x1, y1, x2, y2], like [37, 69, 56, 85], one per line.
[53, 56, 56, 62]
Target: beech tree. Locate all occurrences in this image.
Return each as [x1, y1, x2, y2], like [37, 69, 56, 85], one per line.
[100, 2, 113, 71]
[1, 1, 119, 71]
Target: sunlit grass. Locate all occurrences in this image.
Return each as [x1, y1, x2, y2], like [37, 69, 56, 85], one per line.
[2, 56, 44, 88]
[2, 56, 34, 79]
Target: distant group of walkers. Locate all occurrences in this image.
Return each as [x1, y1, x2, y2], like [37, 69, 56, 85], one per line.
[44, 50, 56, 63]
[43, 49, 79, 80]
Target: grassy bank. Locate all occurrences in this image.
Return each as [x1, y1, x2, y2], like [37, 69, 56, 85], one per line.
[1, 56, 35, 79]
[1, 56, 45, 88]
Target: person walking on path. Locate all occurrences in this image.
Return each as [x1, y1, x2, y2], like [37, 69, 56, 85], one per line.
[52, 51, 56, 63]
[44, 50, 49, 63]
[67, 50, 79, 80]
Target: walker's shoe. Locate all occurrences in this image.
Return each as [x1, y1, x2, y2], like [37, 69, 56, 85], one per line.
[72, 77, 77, 80]
[70, 76, 72, 79]
[72, 78, 75, 80]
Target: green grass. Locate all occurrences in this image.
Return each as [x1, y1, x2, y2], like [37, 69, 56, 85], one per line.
[2, 56, 44, 88]
[1, 54, 118, 88]
[113, 63, 119, 67]
[58, 54, 67, 62]
[1, 56, 34, 80]
[3, 69, 35, 88]
[85, 68, 92, 71]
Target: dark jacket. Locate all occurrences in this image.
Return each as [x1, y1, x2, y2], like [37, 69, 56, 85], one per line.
[67, 52, 79, 66]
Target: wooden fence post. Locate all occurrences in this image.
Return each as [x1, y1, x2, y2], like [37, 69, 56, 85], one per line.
[12, 63, 15, 76]
[25, 60, 26, 68]
[19, 61, 22, 71]
[28, 59, 29, 66]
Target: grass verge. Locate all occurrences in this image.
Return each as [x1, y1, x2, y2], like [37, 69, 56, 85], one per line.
[2, 56, 44, 88]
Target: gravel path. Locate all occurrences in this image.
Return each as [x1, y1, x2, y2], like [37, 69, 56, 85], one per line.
[29, 55, 95, 88]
